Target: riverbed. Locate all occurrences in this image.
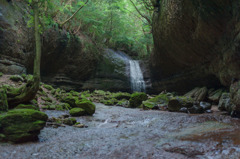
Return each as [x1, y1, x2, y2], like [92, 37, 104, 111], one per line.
[0, 103, 240, 159]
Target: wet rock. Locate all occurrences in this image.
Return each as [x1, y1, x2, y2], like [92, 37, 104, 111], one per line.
[188, 105, 204, 114]
[69, 108, 86, 117]
[15, 104, 39, 110]
[75, 100, 96, 115]
[116, 99, 128, 107]
[179, 107, 188, 113]
[129, 92, 148, 108]
[199, 102, 212, 110]
[208, 89, 223, 103]
[60, 95, 78, 108]
[63, 118, 77, 126]
[184, 87, 208, 102]
[0, 87, 8, 112]
[218, 93, 232, 112]
[0, 109, 48, 143]
[9, 75, 24, 82]
[168, 97, 194, 112]
[73, 124, 86, 128]
[205, 109, 213, 113]
[230, 81, 240, 116]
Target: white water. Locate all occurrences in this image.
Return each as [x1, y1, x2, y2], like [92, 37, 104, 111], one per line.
[129, 60, 146, 92]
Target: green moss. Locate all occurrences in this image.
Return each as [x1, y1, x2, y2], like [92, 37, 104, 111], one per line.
[0, 72, 3, 77]
[41, 97, 52, 103]
[0, 109, 48, 143]
[103, 98, 118, 106]
[116, 99, 128, 107]
[168, 96, 194, 112]
[63, 118, 77, 126]
[129, 92, 148, 108]
[15, 104, 39, 110]
[0, 87, 8, 112]
[43, 84, 54, 91]
[75, 100, 96, 115]
[142, 93, 172, 110]
[69, 108, 86, 116]
[31, 99, 38, 105]
[112, 92, 131, 100]
[9, 75, 23, 82]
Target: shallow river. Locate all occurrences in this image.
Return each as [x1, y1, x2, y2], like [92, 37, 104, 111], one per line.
[0, 103, 240, 159]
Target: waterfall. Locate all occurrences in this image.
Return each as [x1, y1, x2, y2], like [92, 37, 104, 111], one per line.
[129, 60, 146, 92]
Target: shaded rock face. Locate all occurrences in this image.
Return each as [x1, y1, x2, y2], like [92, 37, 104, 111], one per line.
[150, 0, 240, 93]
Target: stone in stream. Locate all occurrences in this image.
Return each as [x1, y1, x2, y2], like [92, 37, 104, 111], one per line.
[75, 100, 96, 115]
[168, 96, 194, 112]
[199, 102, 212, 110]
[188, 105, 204, 114]
[128, 92, 148, 108]
[69, 108, 86, 117]
[0, 109, 48, 143]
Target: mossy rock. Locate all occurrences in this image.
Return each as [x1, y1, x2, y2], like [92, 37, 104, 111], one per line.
[103, 98, 118, 106]
[168, 96, 194, 112]
[0, 109, 48, 143]
[75, 100, 96, 115]
[142, 93, 172, 110]
[15, 104, 39, 110]
[0, 87, 8, 112]
[116, 99, 128, 107]
[63, 118, 77, 126]
[69, 108, 86, 117]
[113, 92, 131, 100]
[43, 84, 54, 91]
[0, 72, 3, 77]
[129, 92, 148, 108]
[70, 90, 80, 97]
[41, 97, 52, 103]
[60, 95, 78, 108]
[9, 75, 24, 82]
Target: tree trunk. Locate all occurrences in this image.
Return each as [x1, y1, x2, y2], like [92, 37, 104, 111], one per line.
[6, 4, 41, 108]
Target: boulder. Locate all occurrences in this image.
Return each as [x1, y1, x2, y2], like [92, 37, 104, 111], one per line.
[208, 89, 223, 103]
[129, 92, 148, 108]
[168, 97, 194, 112]
[184, 87, 208, 102]
[218, 93, 232, 112]
[75, 100, 96, 115]
[69, 108, 86, 117]
[230, 81, 240, 118]
[199, 102, 212, 111]
[142, 93, 172, 110]
[188, 105, 204, 114]
[63, 118, 77, 126]
[0, 109, 48, 143]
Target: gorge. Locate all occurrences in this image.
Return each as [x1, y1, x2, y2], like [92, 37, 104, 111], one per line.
[0, 0, 240, 158]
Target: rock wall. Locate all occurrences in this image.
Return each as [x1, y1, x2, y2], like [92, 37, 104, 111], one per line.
[0, 1, 131, 92]
[150, 0, 240, 93]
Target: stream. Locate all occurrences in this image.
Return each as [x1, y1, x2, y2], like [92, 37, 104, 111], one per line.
[0, 103, 240, 159]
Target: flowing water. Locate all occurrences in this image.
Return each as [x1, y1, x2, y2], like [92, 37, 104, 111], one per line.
[129, 60, 146, 92]
[1, 103, 240, 159]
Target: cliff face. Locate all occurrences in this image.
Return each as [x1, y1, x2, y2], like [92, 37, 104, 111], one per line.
[0, 1, 129, 92]
[150, 0, 240, 93]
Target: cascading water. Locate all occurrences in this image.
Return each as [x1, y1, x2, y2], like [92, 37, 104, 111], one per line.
[129, 60, 146, 92]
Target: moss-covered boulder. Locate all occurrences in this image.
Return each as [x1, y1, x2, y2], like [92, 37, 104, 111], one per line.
[142, 93, 172, 110]
[69, 108, 86, 116]
[60, 95, 78, 108]
[102, 98, 118, 106]
[168, 96, 194, 112]
[0, 87, 8, 112]
[15, 104, 39, 110]
[63, 118, 77, 126]
[113, 92, 131, 100]
[129, 92, 148, 108]
[75, 100, 96, 115]
[0, 109, 48, 143]
[9, 75, 24, 82]
[43, 84, 54, 91]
